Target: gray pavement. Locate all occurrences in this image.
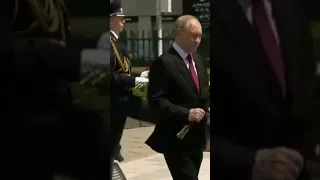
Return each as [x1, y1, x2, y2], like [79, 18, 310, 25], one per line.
[119, 126, 210, 180]
[121, 121, 210, 162]
[54, 121, 320, 179]
[124, 117, 154, 129]
[121, 152, 210, 180]
[120, 126, 157, 162]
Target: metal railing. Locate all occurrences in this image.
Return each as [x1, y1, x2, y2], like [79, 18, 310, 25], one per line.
[119, 30, 210, 66]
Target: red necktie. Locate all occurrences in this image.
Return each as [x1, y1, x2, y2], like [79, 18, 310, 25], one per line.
[186, 54, 200, 92]
[252, 0, 286, 96]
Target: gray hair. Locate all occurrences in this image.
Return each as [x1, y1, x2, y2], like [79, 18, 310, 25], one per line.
[175, 15, 198, 30]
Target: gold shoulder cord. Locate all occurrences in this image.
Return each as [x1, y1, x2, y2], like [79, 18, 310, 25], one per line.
[110, 36, 132, 75]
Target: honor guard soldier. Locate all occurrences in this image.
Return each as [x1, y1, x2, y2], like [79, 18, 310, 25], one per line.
[108, 0, 148, 165]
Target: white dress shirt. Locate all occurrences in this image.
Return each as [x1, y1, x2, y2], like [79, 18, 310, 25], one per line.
[110, 31, 119, 40]
[172, 42, 198, 75]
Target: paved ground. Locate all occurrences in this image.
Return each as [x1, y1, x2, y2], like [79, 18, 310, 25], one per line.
[55, 120, 320, 179]
[120, 121, 320, 180]
[54, 125, 210, 180]
[119, 126, 210, 180]
[120, 153, 210, 180]
[124, 117, 154, 130]
[121, 121, 210, 162]
[120, 126, 157, 162]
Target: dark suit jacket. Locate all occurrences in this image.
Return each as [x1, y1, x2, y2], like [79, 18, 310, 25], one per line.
[146, 47, 210, 153]
[210, 0, 316, 179]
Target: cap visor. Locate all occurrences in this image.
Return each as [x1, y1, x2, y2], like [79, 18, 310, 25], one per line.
[110, 13, 125, 17]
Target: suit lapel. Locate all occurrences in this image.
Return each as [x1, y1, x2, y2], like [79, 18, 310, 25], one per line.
[211, 0, 260, 55]
[169, 47, 200, 94]
[211, 0, 285, 98]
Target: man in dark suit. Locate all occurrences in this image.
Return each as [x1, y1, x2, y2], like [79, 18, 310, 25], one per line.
[210, 0, 317, 179]
[146, 15, 210, 180]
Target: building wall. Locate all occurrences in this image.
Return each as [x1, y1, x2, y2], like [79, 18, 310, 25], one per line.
[122, 0, 182, 16]
[122, 0, 182, 36]
[120, 0, 183, 61]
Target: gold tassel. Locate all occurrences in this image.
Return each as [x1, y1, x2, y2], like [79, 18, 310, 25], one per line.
[110, 37, 132, 75]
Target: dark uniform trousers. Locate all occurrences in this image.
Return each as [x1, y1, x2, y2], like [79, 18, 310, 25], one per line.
[110, 93, 142, 160]
[164, 149, 203, 180]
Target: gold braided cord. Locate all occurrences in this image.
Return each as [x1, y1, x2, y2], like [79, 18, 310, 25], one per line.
[110, 36, 132, 75]
[12, 0, 69, 41]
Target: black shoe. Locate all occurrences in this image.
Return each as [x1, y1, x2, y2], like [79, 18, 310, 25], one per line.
[115, 152, 124, 162]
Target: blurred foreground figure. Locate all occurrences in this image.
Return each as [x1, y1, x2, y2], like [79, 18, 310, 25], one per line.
[210, 0, 317, 180]
[1, 0, 111, 179]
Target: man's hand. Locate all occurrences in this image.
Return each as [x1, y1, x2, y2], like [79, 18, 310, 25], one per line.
[188, 108, 205, 122]
[252, 147, 304, 180]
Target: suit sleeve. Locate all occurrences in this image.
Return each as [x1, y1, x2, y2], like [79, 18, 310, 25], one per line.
[211, 135, 257, 178]
[110, 43, 135, 90]
[147, 57, 189, 121]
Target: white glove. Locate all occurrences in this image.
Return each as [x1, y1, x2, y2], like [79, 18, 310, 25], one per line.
[140, 71, 149, 78]
[135, 77, 149, 85]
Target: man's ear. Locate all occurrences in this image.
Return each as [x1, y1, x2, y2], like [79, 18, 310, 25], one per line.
[175, 28, 181, 36]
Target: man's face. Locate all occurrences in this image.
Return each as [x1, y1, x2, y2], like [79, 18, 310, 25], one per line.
[177, 20, 202, 53]
[110, 16, 125, 33]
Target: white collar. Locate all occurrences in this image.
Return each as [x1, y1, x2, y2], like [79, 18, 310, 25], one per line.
[172, 42, 189, 60]
[110, 31, 118, 40]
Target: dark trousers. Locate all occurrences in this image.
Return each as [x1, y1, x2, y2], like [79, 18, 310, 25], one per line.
[110, 112, 127, 162]
[164, 149, 203, 180]
[110, 95, 156, 165]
